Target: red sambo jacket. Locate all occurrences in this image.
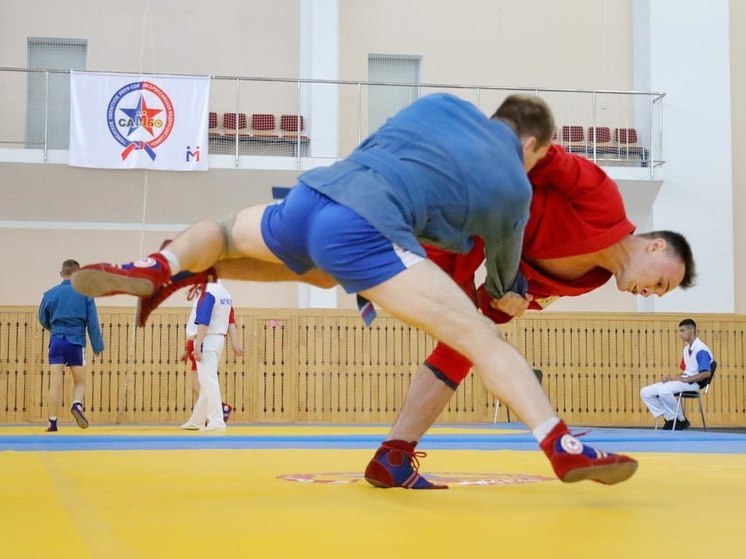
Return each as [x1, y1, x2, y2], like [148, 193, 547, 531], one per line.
[424, 144, 635, 381]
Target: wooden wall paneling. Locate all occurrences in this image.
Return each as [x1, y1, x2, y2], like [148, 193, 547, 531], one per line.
[2, 308, 745, 428]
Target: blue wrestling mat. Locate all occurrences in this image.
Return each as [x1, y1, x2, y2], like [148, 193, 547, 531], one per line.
[2, 423, 745, 454]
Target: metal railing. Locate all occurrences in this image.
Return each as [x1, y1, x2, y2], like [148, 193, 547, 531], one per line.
[0, 67, 665, 176]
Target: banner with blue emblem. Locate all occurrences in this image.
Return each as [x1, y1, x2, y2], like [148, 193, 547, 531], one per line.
[69, 71, 210, 171]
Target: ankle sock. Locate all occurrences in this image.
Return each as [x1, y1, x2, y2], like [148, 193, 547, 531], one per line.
[532, 417, 561, 443]
[160, 249, 181, 275]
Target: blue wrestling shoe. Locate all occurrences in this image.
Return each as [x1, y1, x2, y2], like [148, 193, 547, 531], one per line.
[222, 403, 233, 423]
[70, 402, 89, 429]
[364, 440, 448, 489]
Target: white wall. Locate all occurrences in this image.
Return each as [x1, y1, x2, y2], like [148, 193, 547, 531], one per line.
[730, 1, 746, 313]
[633, 0, 734, 313]
[1, 0, 742, 314]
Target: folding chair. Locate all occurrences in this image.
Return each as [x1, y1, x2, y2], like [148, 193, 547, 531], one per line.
[672, 360, 717, 431]
[654, 360, 717, 431]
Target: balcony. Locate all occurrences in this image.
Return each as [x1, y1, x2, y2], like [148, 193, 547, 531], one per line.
[0, 67, 665, 177]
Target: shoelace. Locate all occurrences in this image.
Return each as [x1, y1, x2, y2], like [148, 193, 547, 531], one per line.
[186, 268, 217, 301]
[137, 267, 218, 326]
[186, 284, 201, 301]
[381, 442, 427, 473]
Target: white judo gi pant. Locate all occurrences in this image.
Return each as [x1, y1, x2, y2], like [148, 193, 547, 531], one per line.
[640, 379, 700, 421]
[186, 334, 226, 429]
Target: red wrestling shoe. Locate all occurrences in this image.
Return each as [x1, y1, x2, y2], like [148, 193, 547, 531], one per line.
[364, 440, 448, 489]
[134, 267, 217, 327]
[71, 253, 172, 298]
[72, 249, 217, 326]
[540, 421, 638, 485]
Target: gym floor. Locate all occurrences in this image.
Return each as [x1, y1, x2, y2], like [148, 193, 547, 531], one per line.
[2, 424, 745, 558]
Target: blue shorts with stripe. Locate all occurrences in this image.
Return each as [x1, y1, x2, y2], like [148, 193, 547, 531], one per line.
[48, 335, 85, 367]
[261, 182, 423, 293]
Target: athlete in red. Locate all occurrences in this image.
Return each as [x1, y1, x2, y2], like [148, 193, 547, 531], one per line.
[364, 144, 692, 489]
[424, 143, 635, 384]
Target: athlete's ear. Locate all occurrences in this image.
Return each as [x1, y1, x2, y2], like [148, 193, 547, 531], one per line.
[521, 136, 538, 153]
[647, 238, 668, 253]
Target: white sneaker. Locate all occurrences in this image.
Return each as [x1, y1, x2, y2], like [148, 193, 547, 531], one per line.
[180, 421, 201, 430]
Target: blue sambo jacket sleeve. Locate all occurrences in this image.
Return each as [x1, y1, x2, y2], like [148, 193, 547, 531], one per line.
[481, 228, 528, 299]
[86, 298, 105, 354]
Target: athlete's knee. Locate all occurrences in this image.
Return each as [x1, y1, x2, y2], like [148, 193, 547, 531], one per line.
[640, 384, 653, 396]
[216, 214, 242, 259]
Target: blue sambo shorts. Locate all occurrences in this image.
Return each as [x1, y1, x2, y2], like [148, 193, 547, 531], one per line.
[261, 182, 423, 293]
[48, 335, 85, 367]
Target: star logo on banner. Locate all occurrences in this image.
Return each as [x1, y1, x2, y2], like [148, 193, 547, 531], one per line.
[106, 80, 175, 161]
[119, 94, 163, 137]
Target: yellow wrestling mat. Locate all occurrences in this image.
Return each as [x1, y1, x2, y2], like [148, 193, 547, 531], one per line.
[2, 425, 745, 558]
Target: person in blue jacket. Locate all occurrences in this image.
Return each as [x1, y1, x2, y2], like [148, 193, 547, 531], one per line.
[39, 259, 104, 432]
[73, 94, 641, 485]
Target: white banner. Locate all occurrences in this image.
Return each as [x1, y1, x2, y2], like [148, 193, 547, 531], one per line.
[69, 71, 210, 171]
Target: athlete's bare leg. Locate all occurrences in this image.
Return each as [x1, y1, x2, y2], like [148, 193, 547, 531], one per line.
[46, 364, 64, 420]
[386, 363, 455, 442]
[70, 365, 86, 404]
[215, 258, 336, 288]
[360, 260, 554, 430]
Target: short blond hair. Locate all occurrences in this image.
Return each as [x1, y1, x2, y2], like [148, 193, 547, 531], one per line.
[61, 259, 80, 277]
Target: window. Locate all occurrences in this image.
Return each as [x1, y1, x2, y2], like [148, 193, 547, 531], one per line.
[26, 37, 87, 149]
[368, 54, 421, 134]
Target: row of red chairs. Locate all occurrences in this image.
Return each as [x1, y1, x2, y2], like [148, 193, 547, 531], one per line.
[558, 126, 639, 145]
[556, 126, 647, 162]
[208, 112, 308, 143]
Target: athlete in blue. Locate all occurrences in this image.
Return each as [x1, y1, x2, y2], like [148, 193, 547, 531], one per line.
[39, 259, 104, 431]
[73, 93, 638, 486]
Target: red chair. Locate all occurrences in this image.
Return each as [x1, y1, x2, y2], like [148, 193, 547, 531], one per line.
[280, 114, 309, 143]
[614, 128, 638, 145]
[586, 126, 615, 156]
[614, 127, 646, 163]
[223, 113, 250, 141]
[208, 112, 223, 141]
[560, 125, 586, 154]
[251, 114, 278, 140]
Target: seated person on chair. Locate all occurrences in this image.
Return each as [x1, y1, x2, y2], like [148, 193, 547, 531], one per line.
[640, 318, 713, 430]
